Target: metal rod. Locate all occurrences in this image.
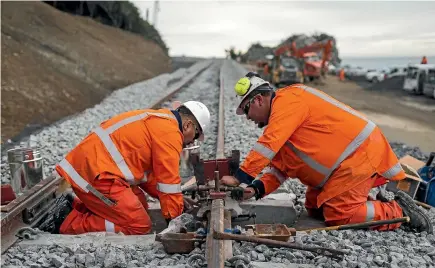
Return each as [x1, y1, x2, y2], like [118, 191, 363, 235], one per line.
[215, 70, 225, 159]
[297, 217, 410, 232]
[415, 200, 434, 210]
[214, 170, 220, 192]
[183, 185, 252, 193]
[213, 230, 348, 259]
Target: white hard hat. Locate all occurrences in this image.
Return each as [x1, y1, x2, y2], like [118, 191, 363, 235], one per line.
[182, 101, 210, 141]
[234, 72, 271, 115]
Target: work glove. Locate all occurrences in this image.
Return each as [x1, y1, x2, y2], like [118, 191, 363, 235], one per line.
[183, 196, 197, 213]
[230, 186, 257, 201]
[230, 187, 245, 201]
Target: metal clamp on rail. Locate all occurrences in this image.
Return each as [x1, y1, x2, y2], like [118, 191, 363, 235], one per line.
[16, 227, 44, 240]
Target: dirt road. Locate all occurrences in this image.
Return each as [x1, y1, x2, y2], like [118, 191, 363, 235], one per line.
[312, 76, 435, 154]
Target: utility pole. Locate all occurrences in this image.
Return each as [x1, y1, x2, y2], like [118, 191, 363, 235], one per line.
[145, 8, 149, 22]
[153, 0, 160, 28]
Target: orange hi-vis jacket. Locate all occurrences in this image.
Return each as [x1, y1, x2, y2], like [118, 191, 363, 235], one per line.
[55, 109, 185, 220]
[236, 84, 406, 207]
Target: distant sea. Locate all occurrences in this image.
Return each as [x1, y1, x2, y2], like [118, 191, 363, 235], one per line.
[340, 56, 435, 70]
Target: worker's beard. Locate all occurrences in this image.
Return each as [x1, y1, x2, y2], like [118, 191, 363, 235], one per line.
[257, 118, 269, 129]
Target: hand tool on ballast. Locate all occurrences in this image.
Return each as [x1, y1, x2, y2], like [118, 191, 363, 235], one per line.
[296, 216, 410, 233]
[414, 200, 434, 210]
[213, 229, 348, 260]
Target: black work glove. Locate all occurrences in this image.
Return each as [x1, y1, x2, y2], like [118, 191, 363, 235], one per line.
[165, 218, 171, 225]
[230, 186, 257, 201]
[230, 187, 245, 201]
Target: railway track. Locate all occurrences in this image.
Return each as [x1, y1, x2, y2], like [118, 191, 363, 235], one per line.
[2, 60, 435, 268]
[1, 59, 241, 267]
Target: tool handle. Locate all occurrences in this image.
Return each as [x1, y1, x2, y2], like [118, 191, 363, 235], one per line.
[213, 229, 348, 259]
[297, 216, 410, 232]
[415, 200, 434, 210]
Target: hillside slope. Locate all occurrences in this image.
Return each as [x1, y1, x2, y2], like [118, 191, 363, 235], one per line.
[1, 1, 171, 142]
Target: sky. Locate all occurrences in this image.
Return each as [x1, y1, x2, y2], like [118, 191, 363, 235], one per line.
[133, 1, 435, 58]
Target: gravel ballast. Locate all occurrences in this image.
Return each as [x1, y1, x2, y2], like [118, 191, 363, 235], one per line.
[2, 59, 435, 268]
[0, 60, 212, 185]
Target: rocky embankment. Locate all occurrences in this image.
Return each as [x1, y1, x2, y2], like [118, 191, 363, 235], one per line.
[1, 1, 171, 143]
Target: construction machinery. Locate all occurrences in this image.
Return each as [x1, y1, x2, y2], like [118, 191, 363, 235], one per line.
[288, 39, 333, 82]
[267, 39, 333, 84]
[268, 45, 305, 87]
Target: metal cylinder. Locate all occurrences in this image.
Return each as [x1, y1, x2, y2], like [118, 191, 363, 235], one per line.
[179, 140, 200, 183]
[7, 146, 44, 196]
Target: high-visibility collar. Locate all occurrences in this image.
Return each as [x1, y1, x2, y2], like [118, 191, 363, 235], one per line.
[267, 91, 276, 120]
[171, 110, 183, 133]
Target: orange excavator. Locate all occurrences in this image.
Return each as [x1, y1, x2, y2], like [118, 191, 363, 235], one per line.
[270, 39, 333, 84]
[289, 39, 334, 81]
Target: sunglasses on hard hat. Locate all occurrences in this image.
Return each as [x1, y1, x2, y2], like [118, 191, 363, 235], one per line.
[242, 94, 259, 115]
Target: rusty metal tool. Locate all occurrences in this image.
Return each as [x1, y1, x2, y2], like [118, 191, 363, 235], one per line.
[213, 229, 348, 259]
[297, 216, 410, 233]
[414, 200, 434, 210]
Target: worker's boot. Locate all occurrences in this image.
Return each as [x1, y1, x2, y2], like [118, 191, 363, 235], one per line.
[394, 190, 433, 234]
[39, 193, 74, 234]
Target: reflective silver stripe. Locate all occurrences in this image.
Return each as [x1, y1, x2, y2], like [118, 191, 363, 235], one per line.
[316, 120, 377, 189]
[105, 219, 115, 233]
[285, 142, 329, 175]
[58, 158, 116, 207]
[94, 126, 135, 183]
[105, 112, 175, 134]
[157, 183, 182, 193]
[366, 201, 375, 221]
[253, 142, 276, 160]
[94, 112, 176, 185]
[58, 112, 177, 206]
[283, 85, 377, 189]
[298, 85, 368, 121]
[382, 162, 403, 179]
[59, 158, 89, 192]
[264, 167, 286, 184]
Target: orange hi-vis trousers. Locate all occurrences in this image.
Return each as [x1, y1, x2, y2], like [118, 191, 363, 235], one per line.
[60, 177, 154, 235]
[305, 173, 404, 231]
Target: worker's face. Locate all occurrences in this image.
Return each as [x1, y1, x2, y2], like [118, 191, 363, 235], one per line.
[182, 119, 201, 146]
[241, 94, 269, 128]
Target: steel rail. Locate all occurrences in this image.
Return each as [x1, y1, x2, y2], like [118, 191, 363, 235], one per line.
[0, 61, 213, 254]
[1, 175, 62, 254]
[206, 62, 230, 268]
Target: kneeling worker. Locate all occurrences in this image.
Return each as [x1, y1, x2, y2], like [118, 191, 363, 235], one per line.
[221, 72, 432, 233]
[42, 101, 210, 235]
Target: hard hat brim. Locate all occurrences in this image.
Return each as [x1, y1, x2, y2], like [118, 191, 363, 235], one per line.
[235, 93, 250, 115]
[236, 106, 244, 115]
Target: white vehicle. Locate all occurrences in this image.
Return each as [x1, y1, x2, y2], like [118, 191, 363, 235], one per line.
[386, 66, 408, 78]
[327, 63, 336, 74]
[403, 64, 435, 94]
[365, 69, 388, 83]
[422, 67, 435, 98]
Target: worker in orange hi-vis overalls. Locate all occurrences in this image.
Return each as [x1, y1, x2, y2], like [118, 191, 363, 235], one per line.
[221, 72, 433, 234]
[339, 68, 345, 81]
[421, 56, 428, 64]
[41, 101, 211, 235]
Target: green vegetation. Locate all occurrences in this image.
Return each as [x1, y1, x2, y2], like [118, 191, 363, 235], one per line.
[44, 1, 168, 54]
